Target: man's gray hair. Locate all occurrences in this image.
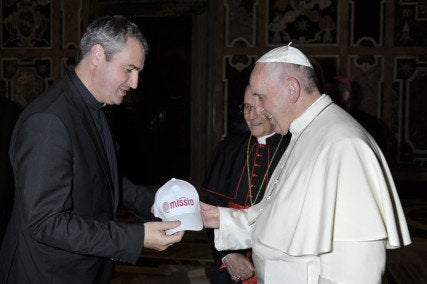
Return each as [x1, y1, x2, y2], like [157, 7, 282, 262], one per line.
[77, 15, 149, 63]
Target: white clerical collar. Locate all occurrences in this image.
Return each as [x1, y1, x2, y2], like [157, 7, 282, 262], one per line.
[306, 93, 326, 113]
[289, 94, 332, 136]
[257, 132, 276, 145]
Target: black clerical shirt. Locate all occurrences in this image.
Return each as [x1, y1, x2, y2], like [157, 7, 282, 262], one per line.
[68, 72, 118, 190]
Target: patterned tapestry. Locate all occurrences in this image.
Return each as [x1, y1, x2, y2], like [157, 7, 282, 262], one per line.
[2, 0, 51, 48]
[222, 0, 427, 168]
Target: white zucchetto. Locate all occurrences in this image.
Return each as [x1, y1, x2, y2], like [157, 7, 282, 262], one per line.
[257, 42, 313, 69]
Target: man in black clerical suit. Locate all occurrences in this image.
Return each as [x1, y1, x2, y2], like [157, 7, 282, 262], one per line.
[0, 15, 183, 284]
[204, 86, 291, 283]
[0, 96, 20, 245]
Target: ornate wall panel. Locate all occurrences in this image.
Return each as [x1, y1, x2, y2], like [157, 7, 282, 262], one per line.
[266, 0, 338, 45]
[1, 57, 52, 108]
[61, 0, 82, 49]
[349, 0, 384, 46]
[0, 0, 87, 107]
[219, 0, 427, 176]
[225, 0, 258, 47]
[1, 0, 52, 48]
[394, 0, 427, 46]
[311, 55, 338, 87]
[348, 55, 384, 118]
[394, 56, 427, 163]
[96, 0, 207, 17]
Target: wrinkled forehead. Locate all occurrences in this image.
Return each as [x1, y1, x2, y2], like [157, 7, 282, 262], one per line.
[250, 63, 278, 91]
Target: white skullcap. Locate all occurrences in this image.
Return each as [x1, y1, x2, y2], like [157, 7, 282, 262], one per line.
[257, 42, 313, 69]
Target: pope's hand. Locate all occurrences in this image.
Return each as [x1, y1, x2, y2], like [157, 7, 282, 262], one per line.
[223, 253, 255, 281]
[200, 202, 220, 228]
[143, 221, 184, 251]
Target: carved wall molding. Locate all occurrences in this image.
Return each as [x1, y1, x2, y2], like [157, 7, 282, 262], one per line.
[219, 0, 427, 177]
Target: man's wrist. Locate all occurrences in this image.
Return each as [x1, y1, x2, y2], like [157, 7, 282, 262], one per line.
[221, 254, 230, 264]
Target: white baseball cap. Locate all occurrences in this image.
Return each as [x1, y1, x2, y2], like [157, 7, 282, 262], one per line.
[257, 42, 313, 69]
[153, 178, 203, 235]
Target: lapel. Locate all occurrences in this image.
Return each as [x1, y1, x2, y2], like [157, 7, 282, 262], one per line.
[61, 75, 116, 207]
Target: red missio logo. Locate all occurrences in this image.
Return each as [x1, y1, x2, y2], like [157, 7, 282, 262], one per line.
[162, 197, 195, 213]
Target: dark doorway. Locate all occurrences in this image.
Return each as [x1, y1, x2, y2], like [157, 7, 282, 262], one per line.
[109, 16, 192, 186]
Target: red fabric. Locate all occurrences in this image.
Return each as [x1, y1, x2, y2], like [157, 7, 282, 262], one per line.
[243, 275, 258, 284]
[227, 201, 249, 210]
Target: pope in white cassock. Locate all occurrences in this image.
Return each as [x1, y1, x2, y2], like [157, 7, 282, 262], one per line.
[200, 44, 411, 284]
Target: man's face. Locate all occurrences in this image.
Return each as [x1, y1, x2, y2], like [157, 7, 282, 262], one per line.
[249, 63, 290, 135]
[95, 37, 145, 105]
[242, 87, 275, 137]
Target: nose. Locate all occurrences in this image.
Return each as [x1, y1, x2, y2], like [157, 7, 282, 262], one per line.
[255, 104, 265, 117]
[246, 106, 258, 119]
[128, 71, 139, 89]
[253, 97, 264, 116]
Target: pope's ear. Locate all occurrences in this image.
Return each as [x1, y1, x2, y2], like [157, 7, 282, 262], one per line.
[287, 77, 301, 104]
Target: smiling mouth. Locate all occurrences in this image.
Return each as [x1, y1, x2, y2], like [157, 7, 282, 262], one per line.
[250, 121, 262, 127]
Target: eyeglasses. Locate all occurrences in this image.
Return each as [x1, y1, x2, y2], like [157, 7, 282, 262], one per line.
[239, 103, 254, 115]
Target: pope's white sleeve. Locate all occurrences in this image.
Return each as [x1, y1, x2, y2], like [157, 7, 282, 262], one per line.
[214, 207, 253, 251]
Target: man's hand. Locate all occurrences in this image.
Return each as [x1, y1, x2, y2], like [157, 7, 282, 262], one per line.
[223, 253, 255, 281]
[200, 202, 220, 228]
[143, 221, 184, 251]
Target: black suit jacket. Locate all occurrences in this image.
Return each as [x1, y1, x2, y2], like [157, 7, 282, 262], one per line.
[0, 74, 153, 284]
[0, 97, 20, 245]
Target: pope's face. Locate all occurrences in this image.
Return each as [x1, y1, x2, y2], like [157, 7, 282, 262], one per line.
[249, 63, 291, 135]
[95, 37, 145, 105]
[243, 88, 274, 137]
